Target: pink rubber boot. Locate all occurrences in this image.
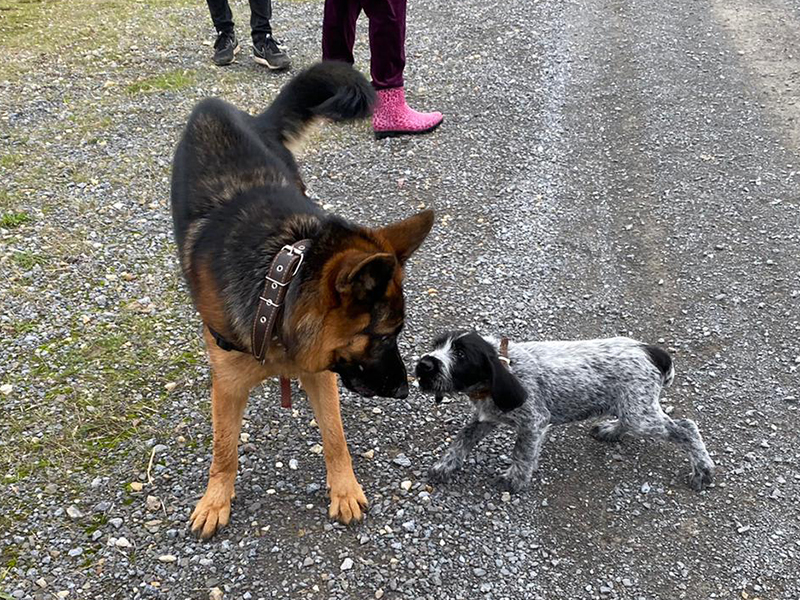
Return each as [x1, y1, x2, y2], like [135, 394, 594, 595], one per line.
[372, 87, 443, 139]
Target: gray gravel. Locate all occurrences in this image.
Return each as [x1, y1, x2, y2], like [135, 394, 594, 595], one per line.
[1, 0, 799, 599]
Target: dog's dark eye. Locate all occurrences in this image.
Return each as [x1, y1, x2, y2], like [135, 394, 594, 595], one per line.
[455, 348, 465, 359]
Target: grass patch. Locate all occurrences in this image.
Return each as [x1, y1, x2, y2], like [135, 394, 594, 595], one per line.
[11, 250, 45, 270]
[126, 70, 195, 95]
[1, 308, 204, 483]
[0, 211, 30, 228]
[0, 153, 23, 169]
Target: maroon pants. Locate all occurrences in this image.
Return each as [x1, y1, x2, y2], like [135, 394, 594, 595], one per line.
[322, 0, 406, 90]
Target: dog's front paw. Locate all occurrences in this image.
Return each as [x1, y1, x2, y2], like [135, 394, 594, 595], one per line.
[428, 461, 457, 484]
[190, 481, 235, 540]
[327, 472, 368, 525]
[689, 463, 714, 491]
[496, 469, 531, 494]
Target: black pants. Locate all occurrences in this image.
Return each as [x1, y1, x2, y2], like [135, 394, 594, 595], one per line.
[206, 0, 272, 42]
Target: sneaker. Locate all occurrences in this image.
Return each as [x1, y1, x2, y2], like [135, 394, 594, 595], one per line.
[212, 30, 239, 66]
[253, 35, 291, 70]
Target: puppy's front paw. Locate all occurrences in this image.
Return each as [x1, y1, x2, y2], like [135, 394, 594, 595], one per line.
[428, 461, 457, 484]
[689, 463, 714, 491]
[496, 469, 530, 494]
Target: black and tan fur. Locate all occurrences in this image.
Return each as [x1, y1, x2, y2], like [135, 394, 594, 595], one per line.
[171, 62, 434, 538]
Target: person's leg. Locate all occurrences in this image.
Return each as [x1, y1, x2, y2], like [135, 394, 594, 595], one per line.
[322, 0, 361, 64]
[363, 0, 442, 138]
[362, 0, 405, 89]
[248, 0, 272, 42]
[250, 0, 291, 69]
[207, 0, 235, 34]
[206, 0, 240, 66]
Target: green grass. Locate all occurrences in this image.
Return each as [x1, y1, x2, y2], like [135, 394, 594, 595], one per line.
[0, 153, 23, 169]
[126, 69, 196, 95]
[11, 250, 44, 269]
[1, 305, 205, 483]
[0, 211, 30, 228]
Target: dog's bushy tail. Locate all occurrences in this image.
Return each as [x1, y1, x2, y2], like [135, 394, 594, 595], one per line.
[256, 61, 375, 145]
[644, 345, 674, 387]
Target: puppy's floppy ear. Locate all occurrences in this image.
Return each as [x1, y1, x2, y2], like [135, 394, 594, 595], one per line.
[488, 354, 527, 412]
[376, 209, 434, 264]
[335, 252, 396, 304]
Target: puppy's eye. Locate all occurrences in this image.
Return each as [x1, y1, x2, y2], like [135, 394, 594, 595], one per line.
[455, 348, 465, 359]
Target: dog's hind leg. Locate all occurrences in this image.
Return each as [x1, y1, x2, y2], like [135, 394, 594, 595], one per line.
[667, 418, 715, 491]
[625, 405, 714, 491]
[301, 371, 368, 524]
[429, 418, 497, 483]
[590, 419, 624, 442]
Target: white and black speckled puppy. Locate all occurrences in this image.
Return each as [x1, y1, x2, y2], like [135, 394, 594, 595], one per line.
[416, 331, 714, 493]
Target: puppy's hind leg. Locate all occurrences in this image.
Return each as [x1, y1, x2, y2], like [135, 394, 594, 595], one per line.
[626, 404, 714, 491]
[429, 418, 497, 483]
[667, 418, 715, 491]
[590, 418, 624, 443]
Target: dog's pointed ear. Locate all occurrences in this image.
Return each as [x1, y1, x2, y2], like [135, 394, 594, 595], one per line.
[335, 252, 397, 304]
[488, 355, 527, 412]
[376, 209, 434, 264]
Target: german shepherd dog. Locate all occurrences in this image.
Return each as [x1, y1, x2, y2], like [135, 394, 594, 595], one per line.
[171, 62, 434, 539]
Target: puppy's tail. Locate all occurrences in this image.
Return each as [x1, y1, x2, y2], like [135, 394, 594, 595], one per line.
[256, 61, 375, 146]
[644, 345, 674, 387]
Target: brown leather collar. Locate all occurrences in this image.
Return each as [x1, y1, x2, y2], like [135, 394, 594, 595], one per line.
[251, 240, 311, 363]
[499, 336, 510, 366]
[206, 240, 310, 409]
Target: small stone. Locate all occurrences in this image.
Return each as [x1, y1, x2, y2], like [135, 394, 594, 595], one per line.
[66, 505, 83, 520]
[393, 454, 412, 467]
[310, 444, 323, 454]
[400, 480, 412, 491]
[737, 525, 751, 534]
[115, 537, 132, 548]
[130, 482, 143, 492]
[209, 588, 224, 600]
[362, 449, 375, 459]
[375, 590, 384, 599]
[501, 491, 511, 503]
[146, 496, 161, 511]
[0, 384, 12, 395]
[240, 432, 250, 443]
[91, 530, 103, 542]
[158, 554, 177, 563]
[340, 557, 354, 571]
[35, 578, 47, 589]
[640, 482, 651, 494]
[109, 517, 123, 529]
[303, 557, 314, 567]
[67, 547, 83, 557]
[56, 592, 69, 599]
[622, 578, 633, 588]
[164, 382, 178, 392]
[289, 459, 298, 470]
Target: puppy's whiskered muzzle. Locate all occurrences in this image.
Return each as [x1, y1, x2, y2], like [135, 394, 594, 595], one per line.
[415, 356, 438, 377]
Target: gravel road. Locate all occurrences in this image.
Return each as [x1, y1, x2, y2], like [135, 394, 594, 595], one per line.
[1, 0, 799, 599]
